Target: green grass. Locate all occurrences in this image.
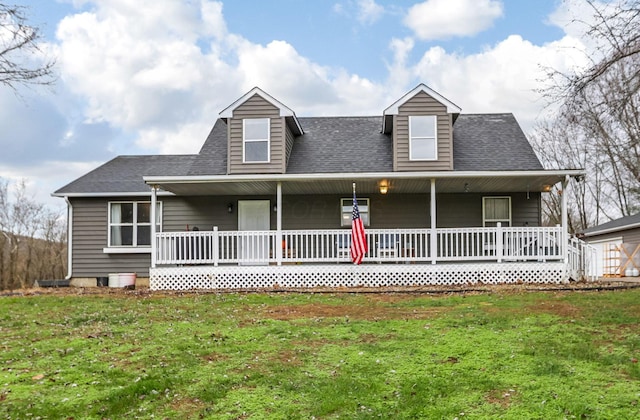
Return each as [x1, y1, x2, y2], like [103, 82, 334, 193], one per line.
[1, 288, 639, 419]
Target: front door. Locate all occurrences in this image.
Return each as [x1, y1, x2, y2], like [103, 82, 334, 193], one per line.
[238, 200, 271, 265]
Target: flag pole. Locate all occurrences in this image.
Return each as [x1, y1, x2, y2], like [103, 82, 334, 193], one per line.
[352, 182, 356, 195]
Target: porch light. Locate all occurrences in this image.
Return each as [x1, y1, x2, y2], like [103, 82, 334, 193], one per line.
[379, 181, 388, 195]
[542, 185, 552, 192]
[227, 203, 233, 213]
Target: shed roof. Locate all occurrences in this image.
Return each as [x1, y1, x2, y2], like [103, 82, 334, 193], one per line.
[583, 213, 640, 237]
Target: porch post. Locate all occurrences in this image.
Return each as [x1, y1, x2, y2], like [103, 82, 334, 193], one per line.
[561, 175, 569, 263]
[430, 178, 437, 264]
[276, 181, 282, 266]
[150, 185, 158, 269]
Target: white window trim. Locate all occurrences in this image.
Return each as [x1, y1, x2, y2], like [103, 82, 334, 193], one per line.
[409, 115, 438, 161]
[107, 201, 162, 249]
[243, 118, 271, 163]
[482, 196, 512, 227]
[103, 247, 152, 254]
[341, 198, 370, 227]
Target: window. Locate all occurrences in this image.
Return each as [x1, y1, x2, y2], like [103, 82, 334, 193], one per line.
[483, 197, 511, 227]
[108, 201, 161, 247]
[243, 118, 270, 162]
[341, 198, 370, 227]
[409, 115, 437, 160]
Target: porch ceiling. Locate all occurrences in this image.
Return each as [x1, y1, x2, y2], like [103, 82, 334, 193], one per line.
[146, 171, 579, 196]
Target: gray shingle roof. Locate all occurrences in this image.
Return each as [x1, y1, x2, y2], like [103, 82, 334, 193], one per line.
[54, 155, 197, 195]
[54, 113, 543, 195]
[189, 119, 228, 176]
[583, 213, 640, 236]
[286, 117, 393, 173]
[453, 114, 543, 171]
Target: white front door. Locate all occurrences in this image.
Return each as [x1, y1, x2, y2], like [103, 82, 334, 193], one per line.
[238, 200, 271, 265]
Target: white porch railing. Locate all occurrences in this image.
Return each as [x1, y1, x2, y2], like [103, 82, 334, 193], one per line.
[154, 226, 567, 266]
[567, 236, 597, 281]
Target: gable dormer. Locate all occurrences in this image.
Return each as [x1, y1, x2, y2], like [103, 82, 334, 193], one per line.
[219, 87, 303, 174]
[383, 84, 461, 172]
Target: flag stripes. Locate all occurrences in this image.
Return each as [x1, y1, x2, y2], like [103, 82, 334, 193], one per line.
[350, 191, 367, 264]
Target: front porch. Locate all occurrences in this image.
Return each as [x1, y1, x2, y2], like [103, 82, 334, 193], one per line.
[149, 226, 596, 290]
[145, 170, 592, 291]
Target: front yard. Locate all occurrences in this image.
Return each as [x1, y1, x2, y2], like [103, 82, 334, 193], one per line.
[1, 286, 639, 419]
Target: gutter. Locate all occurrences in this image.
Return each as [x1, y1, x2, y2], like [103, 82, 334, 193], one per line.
[51, 191, 175, 198]
[583, 221, 640, 238]
[143, 169, 587, 185]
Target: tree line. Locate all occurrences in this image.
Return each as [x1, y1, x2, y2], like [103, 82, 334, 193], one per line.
[532, 0, 640, 233]
[0, 179, 67, 290]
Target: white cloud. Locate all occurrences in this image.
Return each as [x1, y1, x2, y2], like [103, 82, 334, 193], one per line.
[399, 34, 589, 133]
[404, 0, 503, 40]
[33, 0, 600, 170]
[357, 0, 384, 25]
[53, 0, 387, 155]
[0, 160, 102, 209]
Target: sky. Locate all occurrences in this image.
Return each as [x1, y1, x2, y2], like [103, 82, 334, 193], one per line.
[1, 0, 599, 210]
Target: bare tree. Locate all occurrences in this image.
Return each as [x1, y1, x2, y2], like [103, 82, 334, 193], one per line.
[0, 178, 66, 290]
[538, 0, 640, 228]
[0, 4, 56, 90]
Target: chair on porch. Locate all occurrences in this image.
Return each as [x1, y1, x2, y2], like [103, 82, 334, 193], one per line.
[377, 233, 399, 262]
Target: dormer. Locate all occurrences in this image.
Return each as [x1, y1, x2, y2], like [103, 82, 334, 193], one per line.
[383, 84, 461, 171]
[219, 87, 303, 174]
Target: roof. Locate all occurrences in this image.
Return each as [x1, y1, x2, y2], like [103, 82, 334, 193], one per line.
[286, 117, 393, 173]
[54, 113, 546, 196]
[384, 83, 461, 115]
[53, 155, 197, 196]
[383, 84, 461, 133]
[583, 213, 640, 237]
[219, 87, 303, 135]
[453, 114, 543, 171]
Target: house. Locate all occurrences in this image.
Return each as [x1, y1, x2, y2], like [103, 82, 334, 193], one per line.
[582, 213, 640, 277]
[53, 84, 592, 290]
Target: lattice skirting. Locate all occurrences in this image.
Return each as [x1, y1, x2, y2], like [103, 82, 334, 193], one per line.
[150, 262, 568, 291]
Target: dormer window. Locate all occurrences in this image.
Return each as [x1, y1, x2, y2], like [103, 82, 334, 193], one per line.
[243, 118, 270, 163]
[409, 115, 437, 160]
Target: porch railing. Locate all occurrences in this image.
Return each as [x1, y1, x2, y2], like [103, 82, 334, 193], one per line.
[567, 236, 597, 281]
[154, 226, 566, 266]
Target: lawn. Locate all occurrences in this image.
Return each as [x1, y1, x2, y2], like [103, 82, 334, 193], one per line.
[1, 287, 639, 419]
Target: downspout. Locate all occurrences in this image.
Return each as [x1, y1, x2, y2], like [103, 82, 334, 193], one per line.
[64, 196, 73, 280]
[562, 175, 569, 264]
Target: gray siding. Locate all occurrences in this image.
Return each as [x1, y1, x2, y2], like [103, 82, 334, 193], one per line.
[624, 228, 640, 243]
[163, 196, 240, 232]
[436, 193, 541, 228]
[282, 194, 430, 230]
[512, 193, 542, 227]
[283, 193, 539, 229]
[163, 196, 278, 232]
[228, 94, 285, 174]
[285, 123, 295, 169]
[70, 192, 541, 277]
[70, 197, 151, 278]
[394, 91, 453, 171]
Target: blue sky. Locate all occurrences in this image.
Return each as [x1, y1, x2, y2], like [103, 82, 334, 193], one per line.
[1, 0, 593, 208]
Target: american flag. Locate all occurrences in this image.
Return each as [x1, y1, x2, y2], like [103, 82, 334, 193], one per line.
[350, 191, 368, 264]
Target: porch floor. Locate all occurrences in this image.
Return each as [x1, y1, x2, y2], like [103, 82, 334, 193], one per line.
[150, 261, 569, 291]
